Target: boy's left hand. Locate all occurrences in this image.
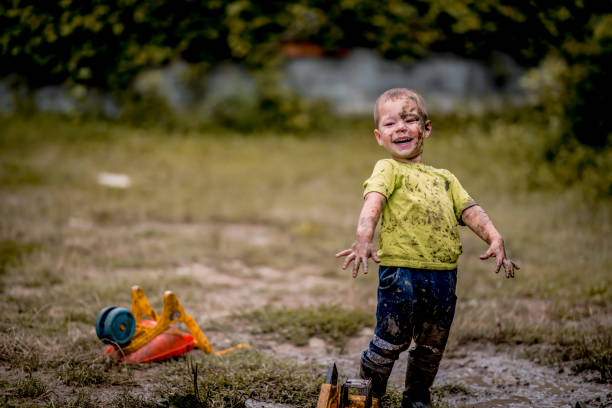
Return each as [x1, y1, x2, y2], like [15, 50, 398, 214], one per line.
[336, 241, 381, 278]
[480, 238, 520, 278]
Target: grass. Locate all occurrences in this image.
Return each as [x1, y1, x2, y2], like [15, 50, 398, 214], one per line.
[163, 350, 323, 408]
[163, 351, 465, 408]
[522, 328, 612, 382]
[10, 373, 48, 399]
[0, 112, 610, 406]
[241, 305, 375, 348]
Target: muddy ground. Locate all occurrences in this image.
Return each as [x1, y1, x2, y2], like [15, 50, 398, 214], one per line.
[266, 333, 611, 407]
[113, 222, 612, 408]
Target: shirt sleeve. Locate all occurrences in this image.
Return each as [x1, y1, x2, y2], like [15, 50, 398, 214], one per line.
[363, 160, 396, 199]
[448, 173, 477, 225]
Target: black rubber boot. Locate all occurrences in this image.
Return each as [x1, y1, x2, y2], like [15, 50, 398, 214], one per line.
[359, 358, 390, 401]
[401, 388, 432, 408]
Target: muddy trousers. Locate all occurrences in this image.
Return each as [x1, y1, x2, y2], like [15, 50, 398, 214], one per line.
[360, 267, 457, 402]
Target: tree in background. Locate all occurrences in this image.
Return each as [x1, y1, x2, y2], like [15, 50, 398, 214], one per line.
[1, 0, 609, 148]
[0, 1, 229, 89]
[430, 0, 610, 149]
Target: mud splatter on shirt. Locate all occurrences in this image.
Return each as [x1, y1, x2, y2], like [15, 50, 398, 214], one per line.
[363, 159, 476, 270]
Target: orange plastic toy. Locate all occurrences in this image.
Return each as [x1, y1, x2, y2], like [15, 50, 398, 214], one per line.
[103, 285, 249, 362]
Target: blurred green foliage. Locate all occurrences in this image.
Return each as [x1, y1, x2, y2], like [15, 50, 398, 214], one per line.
[1, 0, 610, 147]
[518, 9, 611, 150]
[0, 0, 229, 89]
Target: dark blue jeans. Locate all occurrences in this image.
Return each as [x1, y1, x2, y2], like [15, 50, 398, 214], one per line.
[360, 266, 457, 398]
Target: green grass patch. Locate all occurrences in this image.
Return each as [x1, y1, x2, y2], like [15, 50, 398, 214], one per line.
[109, 390, 160, 408]
[165, 350, 322, 408]
[433, 383, 472, 397]
[10, 372, 48, 399]
[53, 389, 100, 408]
[57, 357, 122, 387]
[0, 330, 42, 372]
[0, 161, 45, 187]
[0, 240, 40, 274]
[52, 337, 134, 387]
[569, 330, 612, 382]
[242, 305, 375, 348]
[522, 328, 612, 383]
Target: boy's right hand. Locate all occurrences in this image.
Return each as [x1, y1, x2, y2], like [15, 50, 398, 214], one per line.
[338, 191, 385, 278]
[336, 242, 381, 278]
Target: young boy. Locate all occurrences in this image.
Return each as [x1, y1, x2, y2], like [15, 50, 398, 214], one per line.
[336, 88, 519, 408]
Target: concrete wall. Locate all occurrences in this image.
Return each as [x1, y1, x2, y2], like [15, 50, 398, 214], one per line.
[0, 49, 524, 117]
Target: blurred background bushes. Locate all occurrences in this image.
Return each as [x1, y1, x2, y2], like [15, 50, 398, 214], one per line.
[1, 0, 610, 149]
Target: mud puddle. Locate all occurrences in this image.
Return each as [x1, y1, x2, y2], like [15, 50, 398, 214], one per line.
[434, 344, 610, 407]
[259, 329, 611, 407]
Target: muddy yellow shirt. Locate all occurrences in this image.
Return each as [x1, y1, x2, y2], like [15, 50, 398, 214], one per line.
[363, 159, 477, 270]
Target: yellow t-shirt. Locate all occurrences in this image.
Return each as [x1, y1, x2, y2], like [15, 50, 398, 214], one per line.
[363, 159, 477, 270]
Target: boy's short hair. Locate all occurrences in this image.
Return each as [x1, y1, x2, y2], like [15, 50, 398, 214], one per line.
[374, 88, 428, 128]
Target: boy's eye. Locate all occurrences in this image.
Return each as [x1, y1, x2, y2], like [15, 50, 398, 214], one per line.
[384, 122, 394, 126]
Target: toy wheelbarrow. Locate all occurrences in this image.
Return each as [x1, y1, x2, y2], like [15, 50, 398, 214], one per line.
[96, 285, 249, 363]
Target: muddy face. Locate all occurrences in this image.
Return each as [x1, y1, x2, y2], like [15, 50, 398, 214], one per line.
[374, 98, 431, 163]
[399, 96, 422, 122]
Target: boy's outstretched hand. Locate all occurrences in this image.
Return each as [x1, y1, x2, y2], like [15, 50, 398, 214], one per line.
[462, 205, 520, 279]
[479, 238, 520, 278]
[336, 242, 381, 278]
[337, 191, 386, 278]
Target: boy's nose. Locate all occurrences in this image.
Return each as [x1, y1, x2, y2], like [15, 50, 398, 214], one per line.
[395, 122, 408, 132]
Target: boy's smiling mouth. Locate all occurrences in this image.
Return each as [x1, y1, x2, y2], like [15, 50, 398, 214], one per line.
[393, 137, 414, 144]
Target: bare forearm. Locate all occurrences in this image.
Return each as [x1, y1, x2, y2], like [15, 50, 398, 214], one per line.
[462, 205, 502, 245]
[355, 192, 385, 243]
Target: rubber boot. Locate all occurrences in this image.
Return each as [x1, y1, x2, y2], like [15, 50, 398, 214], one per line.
[359, 359, 390, 402]
[401, 388, 432, 408]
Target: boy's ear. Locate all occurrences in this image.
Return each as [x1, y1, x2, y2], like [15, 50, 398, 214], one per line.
[423, 120, 432, 139]
[374, 128, 383, 146]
